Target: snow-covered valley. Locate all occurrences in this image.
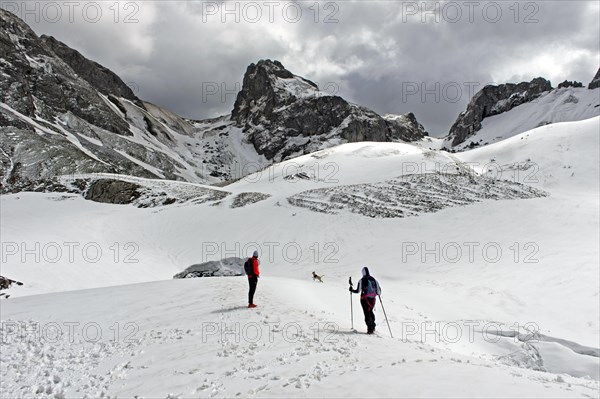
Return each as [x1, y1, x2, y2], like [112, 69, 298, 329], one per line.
[1, 115, 599, 397]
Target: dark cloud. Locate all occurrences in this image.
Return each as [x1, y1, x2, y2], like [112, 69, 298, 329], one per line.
[8, 0, 599, 136]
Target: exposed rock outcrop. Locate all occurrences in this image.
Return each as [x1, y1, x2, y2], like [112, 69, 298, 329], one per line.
[174, 257, 244, 278]
[40, 35, 143, 107]
[589, 68, 600, 90]
[232, 60, 428, 161]
[0, 9, 130, 135]
[447, 77, 552, 146]
[0, 8, 211, 192]
[557, 80, 583, 89]
[84, 179, 142, 204]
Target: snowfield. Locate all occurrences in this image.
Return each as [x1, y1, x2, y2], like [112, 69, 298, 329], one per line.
[1, 116, 599, 397]
[1, 278, 598, 398]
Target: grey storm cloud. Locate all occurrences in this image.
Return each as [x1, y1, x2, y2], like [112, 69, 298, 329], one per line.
[6, 0, 599, 136]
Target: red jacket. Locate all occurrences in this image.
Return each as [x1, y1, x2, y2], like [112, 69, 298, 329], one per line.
[250, 256, 260, 277]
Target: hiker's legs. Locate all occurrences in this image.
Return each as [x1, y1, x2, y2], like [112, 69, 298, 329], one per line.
[368, 297, 376, 331]
[361, 298, 376, 332]
[248, 276, 258, 304]
[360, 298, 373, 332]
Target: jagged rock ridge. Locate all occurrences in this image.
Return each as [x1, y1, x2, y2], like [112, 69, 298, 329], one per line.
[0, 7, 223, 192]
[0, 10, 429, 194]
[40, 35, 142, 106]
[446, 77, 552, 147]
[232, 59, 428, 161]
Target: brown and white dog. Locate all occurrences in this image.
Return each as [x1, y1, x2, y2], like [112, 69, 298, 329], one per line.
[0, 276, 23, 299]
[312, 272, 324, 283]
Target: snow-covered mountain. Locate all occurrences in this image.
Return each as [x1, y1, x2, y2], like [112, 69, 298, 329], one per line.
[0, 9, 427, 193]
[448, 86, 600, 151]
[445, 72, 600, 149]
[0, 8, 215, 187]
[1, 7, 599, 399]
[231, 60, 428, 162]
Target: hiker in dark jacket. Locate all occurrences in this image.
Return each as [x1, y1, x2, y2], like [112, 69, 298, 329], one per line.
[247, 250, 260, 308]
[349, 267, 381, 334]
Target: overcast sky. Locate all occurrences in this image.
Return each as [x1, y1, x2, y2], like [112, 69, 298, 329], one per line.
[7, 0, 600, 136]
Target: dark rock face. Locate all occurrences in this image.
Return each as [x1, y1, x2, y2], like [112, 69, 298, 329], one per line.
[557, 80, 583, 89]
[232, 60, 318, 124]
[447, 77, 552, 146]
[0, 9, 212, 192]
[40, 35, 143, 107]
[0, 9, 130, 135]
[384, 112, 429, 142]
[76, 176, 230, 207]
[84, 179, 142, 204]
[589, 68, 600, 90]
[232, 60, 427, 161]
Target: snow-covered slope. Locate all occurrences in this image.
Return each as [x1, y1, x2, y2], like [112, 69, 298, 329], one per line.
[457, 116, 600, 191]
[2, 278, 598, 398]
[1, 118, 598, 397]
[0, 95, 266, 189]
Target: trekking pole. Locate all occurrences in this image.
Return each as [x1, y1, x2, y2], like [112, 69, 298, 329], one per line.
[378, 294, 393, 338]
[349, 277, 354, 330]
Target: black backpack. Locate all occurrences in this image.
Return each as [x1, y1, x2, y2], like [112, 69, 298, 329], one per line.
[361, 276, 378, 298]
[244, 258, 254, 276]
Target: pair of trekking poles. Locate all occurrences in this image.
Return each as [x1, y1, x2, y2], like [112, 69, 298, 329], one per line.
[349, 277, 393, 338]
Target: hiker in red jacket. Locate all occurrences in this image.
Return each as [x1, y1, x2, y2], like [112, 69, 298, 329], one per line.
[246, 250, 260, 308]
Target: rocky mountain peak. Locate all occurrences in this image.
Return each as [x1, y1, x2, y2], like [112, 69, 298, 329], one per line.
[557, 80, 584, 89]
[0, 7, 33, 40]
[1, 10, 428, 193]
[384, 112, 428, 138]
[253, 59, 294, 79]
[232, 59, 319, 124]
[230, 59, 427, 161]
[447, 77, 552, 146]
